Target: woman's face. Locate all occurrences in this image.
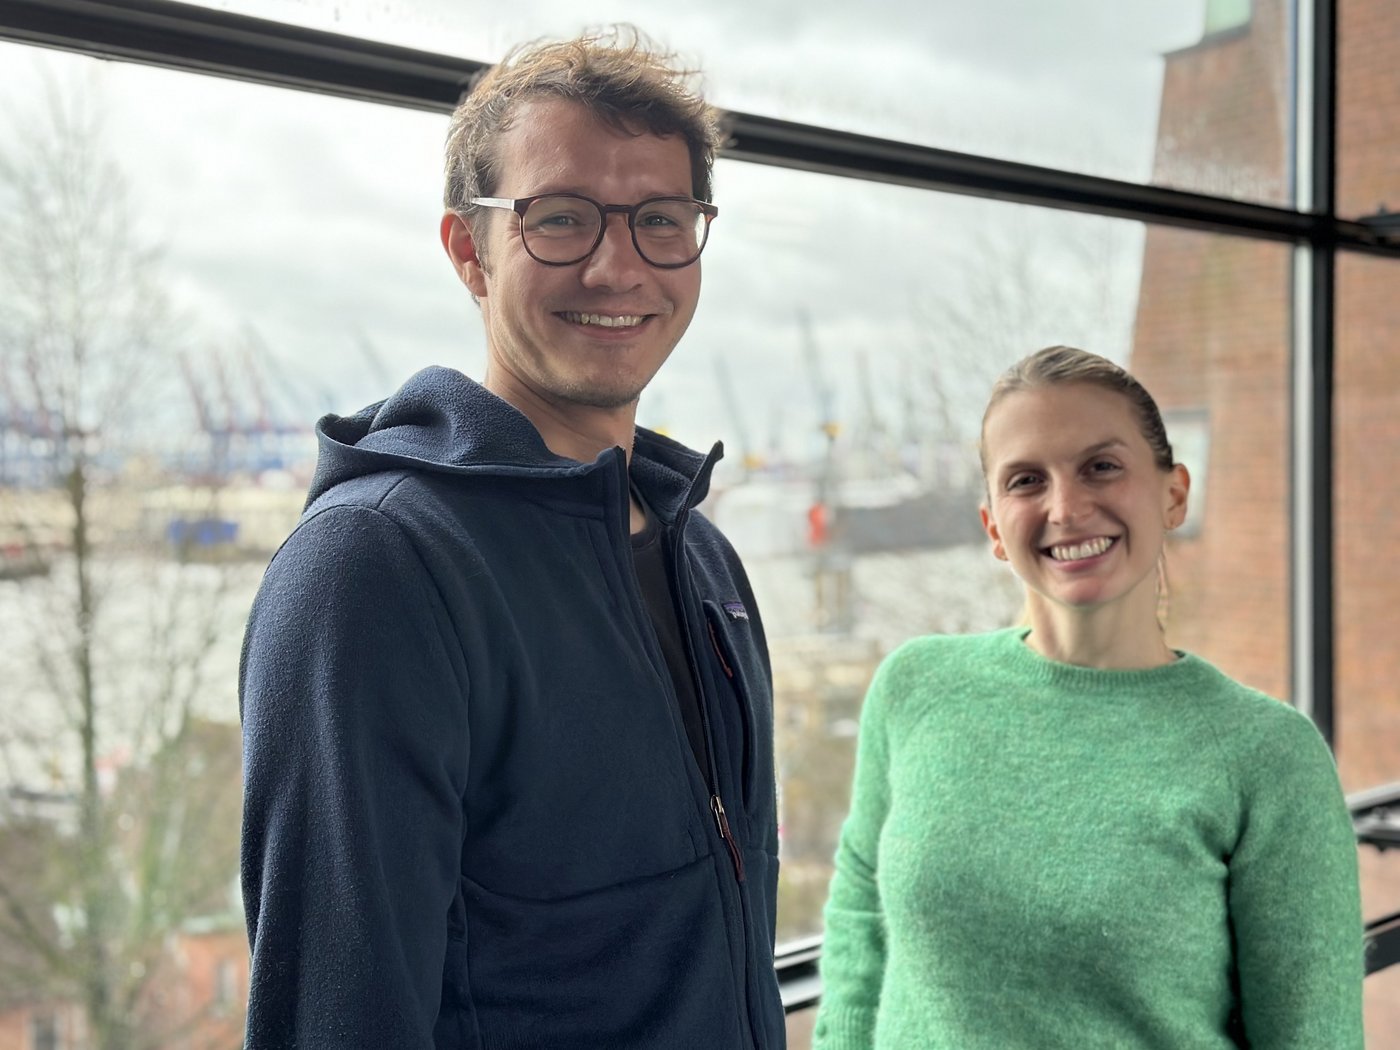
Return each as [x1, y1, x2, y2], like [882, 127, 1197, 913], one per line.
[979, 382, 1189, 626]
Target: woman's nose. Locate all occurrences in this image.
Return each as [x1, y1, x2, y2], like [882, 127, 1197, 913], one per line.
[1048, 480, 1091, 525]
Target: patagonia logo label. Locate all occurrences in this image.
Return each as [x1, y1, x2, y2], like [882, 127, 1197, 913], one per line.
[722, 601, 749, 621]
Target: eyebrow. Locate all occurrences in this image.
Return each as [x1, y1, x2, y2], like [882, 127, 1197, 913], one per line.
[528, 185, 694, 201]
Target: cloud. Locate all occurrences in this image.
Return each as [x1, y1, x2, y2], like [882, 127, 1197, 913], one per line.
[0, 1, 1185, 451]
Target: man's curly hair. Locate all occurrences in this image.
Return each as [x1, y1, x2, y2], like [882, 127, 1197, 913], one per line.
[443, 26, 725, 221]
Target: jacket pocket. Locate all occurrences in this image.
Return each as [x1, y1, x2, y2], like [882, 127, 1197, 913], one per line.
[702, 599, 764, 811]
[461, 857, 743, 1050]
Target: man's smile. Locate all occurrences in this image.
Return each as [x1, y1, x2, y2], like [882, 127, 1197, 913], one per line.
[557, 311, 650, 328]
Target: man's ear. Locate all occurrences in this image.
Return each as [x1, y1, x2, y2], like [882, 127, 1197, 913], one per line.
[440, 212, 489, 299]
[980, 504, 1008, 562]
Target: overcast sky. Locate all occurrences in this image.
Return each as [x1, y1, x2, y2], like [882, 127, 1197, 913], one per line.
[0, 1, 1212, 472]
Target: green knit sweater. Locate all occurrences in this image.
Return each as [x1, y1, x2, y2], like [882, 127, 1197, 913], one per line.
[813, 628, 1363, 1050]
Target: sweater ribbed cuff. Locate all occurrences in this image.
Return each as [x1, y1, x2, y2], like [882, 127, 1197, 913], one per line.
[812, 1002, 878, 1050]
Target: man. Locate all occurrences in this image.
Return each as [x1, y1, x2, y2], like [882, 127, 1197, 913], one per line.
[239, 28, 785, 1050]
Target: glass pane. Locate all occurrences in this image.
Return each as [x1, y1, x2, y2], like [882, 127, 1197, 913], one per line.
[1365, 965, 1400, 1050]
[1130, 231, 1294, 698]
[0, 34, 1297, 1037]
[1360, 850, 1400, 1047]
[694, 165, 1293, 947]
[1336, 251, 1400, 791]
[142, 0, 1290, 203]
[701, 165, 1152, 946]
[0, 41, 457, 1043]
[1338, 0, 1400, 220]
[1148, 0, 1292, 203]
[1337, 250, 1400, 1047]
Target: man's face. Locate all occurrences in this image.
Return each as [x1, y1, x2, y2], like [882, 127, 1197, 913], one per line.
[448, 97, 703, 412]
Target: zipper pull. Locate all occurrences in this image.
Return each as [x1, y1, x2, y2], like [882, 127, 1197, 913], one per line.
[711, 795, 746, 882]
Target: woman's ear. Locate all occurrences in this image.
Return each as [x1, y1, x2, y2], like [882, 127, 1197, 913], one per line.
[980, 504, 1008, 561]
[440, 211, 489, 298]
[1164, 463, 1191, 530]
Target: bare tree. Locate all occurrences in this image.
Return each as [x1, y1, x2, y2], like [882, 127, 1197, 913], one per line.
[761, 211, 1134, 947]
[905, 210, 1138, 462]
[0, 75, 245, 1050]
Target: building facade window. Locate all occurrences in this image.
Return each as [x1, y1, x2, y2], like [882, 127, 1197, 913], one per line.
[28, 1012, 60, 1050]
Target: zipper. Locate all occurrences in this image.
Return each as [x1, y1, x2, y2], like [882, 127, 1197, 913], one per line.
[663, 506, 749, 887]
[618, 452, 760, 1048]
[688, 603, 746, 885]
[622, 454, 746, 885]
[710, 795, 746, 883]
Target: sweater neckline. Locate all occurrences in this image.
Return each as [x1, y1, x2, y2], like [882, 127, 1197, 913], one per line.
[998, 627, 1202, 693]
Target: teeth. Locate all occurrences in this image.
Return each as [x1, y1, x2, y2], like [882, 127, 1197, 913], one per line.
[1049, 537, 1113, 561]
[562, 312, 645, 328]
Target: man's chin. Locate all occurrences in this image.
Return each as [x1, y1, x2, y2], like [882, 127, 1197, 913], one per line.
[541, 365, 658, 410]
[552, 383, 645, 412]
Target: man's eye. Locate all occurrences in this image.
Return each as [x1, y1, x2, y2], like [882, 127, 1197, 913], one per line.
[524, 203, 597, 234]
[535, 212, 584, 228]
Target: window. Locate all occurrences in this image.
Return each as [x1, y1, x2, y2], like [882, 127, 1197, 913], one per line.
[1338, 0, 1400, 221]
[0, 1, 1396, 1047]
[80, 0, 1292, 203]
[28, 1013, 60, 1050]
[0, 42, 426, 1047]
[213, 957, 238, 1011]
[1336, 250, 1400, 1042]
[688, 166, 1294, 943]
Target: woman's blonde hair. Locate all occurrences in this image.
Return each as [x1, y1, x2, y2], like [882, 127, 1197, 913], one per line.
[978, 345, 1176, 484]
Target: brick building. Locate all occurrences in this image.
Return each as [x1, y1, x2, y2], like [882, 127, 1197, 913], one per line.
[1133, 0, 1400, 1040]
[0, 720, 247, 1050]
[0, 924, 246, 1050]
[1134, 0, 1294, 696]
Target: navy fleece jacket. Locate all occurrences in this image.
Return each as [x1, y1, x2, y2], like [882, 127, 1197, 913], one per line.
[239, 366, 784, 1049]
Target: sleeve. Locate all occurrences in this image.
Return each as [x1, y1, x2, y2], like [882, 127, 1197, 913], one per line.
[812, 651, 899, 1050]
[239, 505, 472, 1049]
[1227, 706, 1364, 1049]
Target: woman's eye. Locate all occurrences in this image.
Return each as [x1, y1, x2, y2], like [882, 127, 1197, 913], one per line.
[1006, 473, 1040, 491]
[1087, 460, 1122, 477]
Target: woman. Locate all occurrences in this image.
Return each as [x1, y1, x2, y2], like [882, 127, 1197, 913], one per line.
[813, 346, 1363, 1049]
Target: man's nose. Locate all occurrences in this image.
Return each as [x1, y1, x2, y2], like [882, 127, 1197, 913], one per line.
[579, 214, 646, 290]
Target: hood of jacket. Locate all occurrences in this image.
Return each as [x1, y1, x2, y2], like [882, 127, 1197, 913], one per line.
[307, 366, 721, 522]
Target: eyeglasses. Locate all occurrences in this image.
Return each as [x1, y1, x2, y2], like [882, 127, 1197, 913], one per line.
[466, 193, 718, 269]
